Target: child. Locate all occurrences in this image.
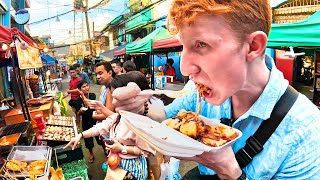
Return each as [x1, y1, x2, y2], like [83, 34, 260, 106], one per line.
[65, 71, 163, 180]
[75, 80, 103, 163]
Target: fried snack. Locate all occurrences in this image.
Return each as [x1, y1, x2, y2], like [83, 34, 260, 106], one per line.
[166, 110, 238, 147]
[29, 174, 38, 180]
[28, 160, 47, 175]
[179, 120, 197, 138]
[166, 118, 181, 130]
[201, 137, 228, 147]
[195, 83, 209, 98]
[6, 160, 28, 171]
[50, 167, 65, 180]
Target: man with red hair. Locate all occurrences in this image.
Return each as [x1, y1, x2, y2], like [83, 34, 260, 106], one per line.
[112, 0, 320, 179]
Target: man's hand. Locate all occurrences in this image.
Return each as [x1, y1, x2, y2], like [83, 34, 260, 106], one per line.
[112, 82, 151, 114]
[86, 100, 104, 110]
[176, 146, 242, 179]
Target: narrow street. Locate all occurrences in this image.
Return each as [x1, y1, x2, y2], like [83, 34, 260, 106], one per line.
[60, 76, 197, 179]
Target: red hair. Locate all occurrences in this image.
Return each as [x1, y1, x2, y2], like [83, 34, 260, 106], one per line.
[167, 0, 272, 41]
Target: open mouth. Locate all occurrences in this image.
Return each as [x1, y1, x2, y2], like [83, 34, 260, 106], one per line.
[195, 83, 211, 98]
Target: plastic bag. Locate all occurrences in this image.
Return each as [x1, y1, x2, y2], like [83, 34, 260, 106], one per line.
[159, 157, 181, 180]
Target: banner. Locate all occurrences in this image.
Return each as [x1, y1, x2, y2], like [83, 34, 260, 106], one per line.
[15, 40, 42, 69]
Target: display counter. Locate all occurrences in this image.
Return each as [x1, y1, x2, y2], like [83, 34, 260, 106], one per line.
[4, 101, 54, 128]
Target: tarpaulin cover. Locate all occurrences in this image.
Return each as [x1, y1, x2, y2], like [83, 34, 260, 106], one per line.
[41, 52, 58, 64]
[153, 38, 182, 49]
[113, 38, 141, 56]
[0, 25, 37, 48]
[268, 11, 320, 47]
[126, 27, 172, 54]
[101, 44, 126, 58]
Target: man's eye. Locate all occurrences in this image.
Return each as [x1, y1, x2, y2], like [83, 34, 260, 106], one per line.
[195, 42, 207, 48]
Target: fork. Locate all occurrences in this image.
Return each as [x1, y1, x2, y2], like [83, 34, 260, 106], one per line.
[138, 89, 190, 99]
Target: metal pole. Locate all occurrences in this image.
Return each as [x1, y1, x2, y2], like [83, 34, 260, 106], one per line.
[151, 52, 155, 90]
[10, 48, 28, 120]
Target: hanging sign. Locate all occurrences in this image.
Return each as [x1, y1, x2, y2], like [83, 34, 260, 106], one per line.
[15, 40, 42, 69]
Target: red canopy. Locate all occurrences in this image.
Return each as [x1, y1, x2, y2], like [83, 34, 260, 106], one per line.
[114, 48, 126, 56]
[113, 37, 142, 56]
[153, 38, 182, 49]
[0, 25, 37, 48]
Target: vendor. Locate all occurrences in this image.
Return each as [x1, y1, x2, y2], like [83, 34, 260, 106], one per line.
[165, 58, 176, 82]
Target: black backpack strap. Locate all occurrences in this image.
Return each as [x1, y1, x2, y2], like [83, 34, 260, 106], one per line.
[235, 85, 299, 168]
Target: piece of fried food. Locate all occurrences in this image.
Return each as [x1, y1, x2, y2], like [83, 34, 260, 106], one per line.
[166, 118, 181, 130]
[28, 160, 46, 175]
[6, 160, 27, 171]
[177, 109, 188, 117]
[212, 126, 238, 140]
[50, 167, 65, 180]
[201, 137, 228, 147]
[179, 120, 197, 139]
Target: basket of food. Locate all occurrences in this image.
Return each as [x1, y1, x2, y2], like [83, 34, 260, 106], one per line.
[0, 146, 52, 179]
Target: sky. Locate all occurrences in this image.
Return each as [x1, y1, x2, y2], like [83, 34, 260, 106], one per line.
[27, 0, 128, 45]
[27, 0, 287, 46]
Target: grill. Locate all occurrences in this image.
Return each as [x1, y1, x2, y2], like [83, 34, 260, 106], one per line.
[0, 122, 30, 138]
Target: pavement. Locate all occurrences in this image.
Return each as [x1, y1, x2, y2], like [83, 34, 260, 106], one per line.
[59, 76, 197, 180]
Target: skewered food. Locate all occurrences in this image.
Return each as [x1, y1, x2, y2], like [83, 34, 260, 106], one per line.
[166, 110, 238, 147]
[6, 160, 27, 171]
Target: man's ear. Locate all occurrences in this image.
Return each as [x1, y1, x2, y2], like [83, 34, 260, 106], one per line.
[108, 70, 113, 76]
[246, 31, 268, 62]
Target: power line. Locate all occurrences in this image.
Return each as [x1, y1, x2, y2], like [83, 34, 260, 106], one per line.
[28, 10, 74, 25]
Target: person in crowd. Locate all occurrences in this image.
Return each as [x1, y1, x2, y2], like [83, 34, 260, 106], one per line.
[65, 71, 164, 180]
[111, 59, 123, 76]
[75, 80, 103, 163]
[75, 63, 91, 84]
[64, 65, 82, 124]
[165, 58, 176, 82]
[92, 61, 115, 121]
[111, 0, 320, 179]
[123, 61, 137, 73]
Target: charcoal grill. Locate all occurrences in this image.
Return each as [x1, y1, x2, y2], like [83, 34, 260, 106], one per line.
[0, 122, 30, 138]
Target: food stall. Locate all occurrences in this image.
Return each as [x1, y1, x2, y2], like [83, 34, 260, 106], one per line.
[0, 25, 88, 179]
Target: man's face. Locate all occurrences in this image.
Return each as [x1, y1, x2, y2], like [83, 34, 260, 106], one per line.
[179, 15, 249, 105]
[95, 65, 112, 86]
[76, 67, 81, 74]
[111, 63, 122, 75]
[69, 70, 77, 78]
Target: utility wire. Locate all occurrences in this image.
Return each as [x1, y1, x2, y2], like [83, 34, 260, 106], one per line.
[29, 10, 74, 25]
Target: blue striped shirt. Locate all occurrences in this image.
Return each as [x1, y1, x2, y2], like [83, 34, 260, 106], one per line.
[164, 55, 320, 179]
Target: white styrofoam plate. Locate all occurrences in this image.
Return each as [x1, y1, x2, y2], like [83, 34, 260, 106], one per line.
[119, 110, 242, 157]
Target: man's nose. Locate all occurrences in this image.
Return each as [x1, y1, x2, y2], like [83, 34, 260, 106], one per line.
[180, 50, 199, 76]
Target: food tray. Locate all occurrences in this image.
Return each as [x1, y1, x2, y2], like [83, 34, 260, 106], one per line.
[120, 110, 242, 157]
[43, 125, 75, 142]
[47, 115, 74, 127]
[1, 146, 52, 178]
[42, 118, 78, 146]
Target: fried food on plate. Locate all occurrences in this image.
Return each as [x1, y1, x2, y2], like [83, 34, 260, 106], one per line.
[166, 109, 239, 147]
[6, 160, 27, 171]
